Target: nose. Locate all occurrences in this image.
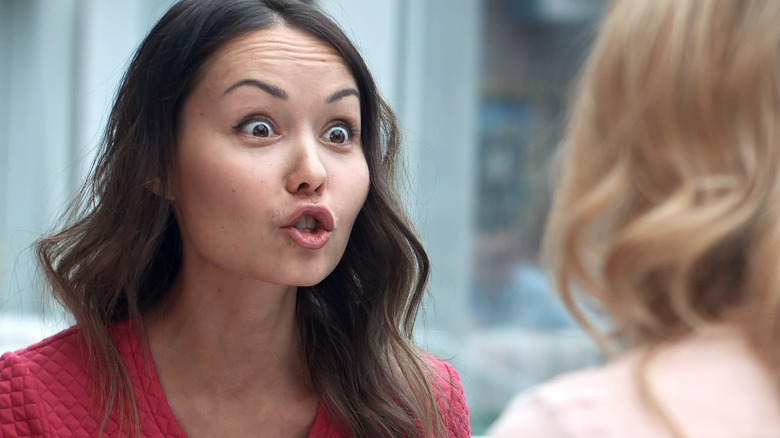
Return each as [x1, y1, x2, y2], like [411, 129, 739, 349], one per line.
[285, 137, 327, 195]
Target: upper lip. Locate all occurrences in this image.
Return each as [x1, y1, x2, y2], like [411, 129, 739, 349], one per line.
[283, 204, 335, 231]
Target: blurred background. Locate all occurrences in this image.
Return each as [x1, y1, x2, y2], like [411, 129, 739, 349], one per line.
[0, 0, 609, 434]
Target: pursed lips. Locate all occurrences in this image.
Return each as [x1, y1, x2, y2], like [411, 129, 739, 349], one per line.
[283, 204, 335, 232]
[282, 204, 335, 250]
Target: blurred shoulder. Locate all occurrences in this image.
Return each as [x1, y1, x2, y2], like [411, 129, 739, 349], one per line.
[487, 326, 780, 438]
[486, 363, 631, 438]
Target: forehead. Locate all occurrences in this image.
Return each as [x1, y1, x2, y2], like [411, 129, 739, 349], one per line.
[199, 26, 354, 87]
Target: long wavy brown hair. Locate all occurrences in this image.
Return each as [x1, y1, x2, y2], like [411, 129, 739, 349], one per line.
[35, 0, 446, 436]
[544, 0, 780, 436]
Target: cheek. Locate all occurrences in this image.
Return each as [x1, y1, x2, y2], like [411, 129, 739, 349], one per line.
[332, 159, 370, 230]
[350, 161, 371, 212]
[171, 152, 261, 230]
[172, 158, 224, 206]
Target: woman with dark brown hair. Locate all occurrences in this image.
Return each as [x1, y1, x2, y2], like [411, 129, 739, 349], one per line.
[0, 1, 470, 436]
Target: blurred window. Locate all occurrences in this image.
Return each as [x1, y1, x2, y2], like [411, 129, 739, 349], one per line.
[464, 0, 609, 432]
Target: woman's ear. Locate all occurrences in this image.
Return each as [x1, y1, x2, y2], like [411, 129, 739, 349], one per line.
[145, 177, 175, 200]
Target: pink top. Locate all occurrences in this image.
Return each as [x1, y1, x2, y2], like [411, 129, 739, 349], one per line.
[0, 320, 470, 437]
[488, 326, 780, 438]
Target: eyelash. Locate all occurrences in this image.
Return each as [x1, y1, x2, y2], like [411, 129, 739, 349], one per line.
[329, 121, 359, 138]
[233, 115, 275, 134]
[233, 116, 360, 140]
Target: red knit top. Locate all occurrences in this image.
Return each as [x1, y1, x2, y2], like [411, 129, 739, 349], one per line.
[0, 320, 470, 437]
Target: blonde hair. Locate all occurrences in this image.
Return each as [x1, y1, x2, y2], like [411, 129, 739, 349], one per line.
[544, 0, 780, 434]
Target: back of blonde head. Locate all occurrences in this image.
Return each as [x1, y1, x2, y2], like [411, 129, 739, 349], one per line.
[545, 0, 780, 365]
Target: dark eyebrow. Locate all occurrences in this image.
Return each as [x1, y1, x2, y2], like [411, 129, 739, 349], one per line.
[326, 88, 359, 103]
[223, 79, 288, 100]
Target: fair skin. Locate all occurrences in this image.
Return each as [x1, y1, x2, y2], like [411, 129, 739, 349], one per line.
[145, 25, 369, 438]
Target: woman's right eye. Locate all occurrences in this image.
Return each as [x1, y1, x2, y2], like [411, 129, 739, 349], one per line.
[238, 119, 277, 138]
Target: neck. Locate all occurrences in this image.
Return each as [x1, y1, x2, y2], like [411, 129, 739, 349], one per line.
[145, 270, 311, 399]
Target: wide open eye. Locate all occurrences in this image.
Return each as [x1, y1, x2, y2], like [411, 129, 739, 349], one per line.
[323, 125, 350, 144]
[239, 119, 277, 138]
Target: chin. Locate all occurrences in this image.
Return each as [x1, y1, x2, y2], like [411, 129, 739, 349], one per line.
[274, 260, 340, 288]
[298, 258, 342, 286]
[293, 271, 333, 288]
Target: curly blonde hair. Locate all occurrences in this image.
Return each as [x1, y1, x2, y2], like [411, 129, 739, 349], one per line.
[544, 0, 780, 434]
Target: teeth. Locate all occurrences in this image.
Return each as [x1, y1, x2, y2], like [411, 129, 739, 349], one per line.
[294, 215, 317, 233]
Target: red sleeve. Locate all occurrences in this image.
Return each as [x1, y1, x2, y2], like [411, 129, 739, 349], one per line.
[428, 358, 471, 438]
[442, 361, 471, 438]
[0, 352, 49, 438]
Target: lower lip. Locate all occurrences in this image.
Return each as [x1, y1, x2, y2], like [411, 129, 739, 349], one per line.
[284, 227, 331, 249]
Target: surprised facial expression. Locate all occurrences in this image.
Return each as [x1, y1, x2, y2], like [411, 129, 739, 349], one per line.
[170, 26, 370, 290]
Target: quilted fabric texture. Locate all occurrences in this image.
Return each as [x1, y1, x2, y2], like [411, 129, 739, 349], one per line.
[0, 321, 470, 437]
[429, 358, 472, 438]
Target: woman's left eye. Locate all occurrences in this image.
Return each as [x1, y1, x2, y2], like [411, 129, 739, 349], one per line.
[323, 126, 351, 144]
